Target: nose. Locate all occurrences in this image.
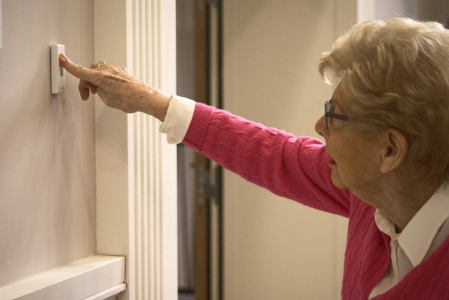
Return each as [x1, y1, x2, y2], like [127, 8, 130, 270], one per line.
[315, 115, 328, 140]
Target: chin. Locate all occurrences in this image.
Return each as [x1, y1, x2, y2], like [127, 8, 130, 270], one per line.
[330, 170, 348, 189]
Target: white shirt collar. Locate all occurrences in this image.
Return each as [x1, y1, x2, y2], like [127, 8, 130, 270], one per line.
[374, 182, 449, 267]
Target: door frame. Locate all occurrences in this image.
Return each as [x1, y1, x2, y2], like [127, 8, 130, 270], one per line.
[94, 0, 178, 299]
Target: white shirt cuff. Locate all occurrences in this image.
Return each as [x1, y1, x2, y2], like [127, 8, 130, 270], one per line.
[159, 95, 196, 144]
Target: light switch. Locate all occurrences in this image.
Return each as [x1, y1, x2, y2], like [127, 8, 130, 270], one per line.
[51, 44, 65, 94]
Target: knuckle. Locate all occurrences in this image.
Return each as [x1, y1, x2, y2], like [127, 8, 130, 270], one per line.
[73, 64, 85, 74]
[111, 66, 121, 75]
[99, 75, 118, 93]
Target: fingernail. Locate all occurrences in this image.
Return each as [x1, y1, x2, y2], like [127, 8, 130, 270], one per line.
[60, 53, 67, 61]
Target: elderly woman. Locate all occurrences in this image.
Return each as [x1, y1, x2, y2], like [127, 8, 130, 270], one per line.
[60, 18, 449, 299]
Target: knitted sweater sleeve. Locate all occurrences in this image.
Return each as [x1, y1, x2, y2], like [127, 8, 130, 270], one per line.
[183, 103, 352, 217]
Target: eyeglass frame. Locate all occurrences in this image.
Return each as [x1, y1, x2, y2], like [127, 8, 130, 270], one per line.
[324, 98, 349, 130]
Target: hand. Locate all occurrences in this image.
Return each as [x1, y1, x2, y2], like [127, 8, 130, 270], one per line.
[59, 54, 171, 121]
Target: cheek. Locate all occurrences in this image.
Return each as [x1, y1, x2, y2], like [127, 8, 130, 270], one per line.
[333, 152, 381, 190]
[329, 149, 360, 189]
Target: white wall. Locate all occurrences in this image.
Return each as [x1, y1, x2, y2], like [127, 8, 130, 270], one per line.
[0, 0, 95, 287]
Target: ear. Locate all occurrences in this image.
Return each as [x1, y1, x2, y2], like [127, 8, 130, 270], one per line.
[380, 129, 408, 174]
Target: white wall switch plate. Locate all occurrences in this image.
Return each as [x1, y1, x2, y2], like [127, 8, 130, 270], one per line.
[51, 44, 65, 94]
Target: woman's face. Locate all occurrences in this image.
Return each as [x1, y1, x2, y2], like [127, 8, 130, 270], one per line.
[315, 86, 383, 192]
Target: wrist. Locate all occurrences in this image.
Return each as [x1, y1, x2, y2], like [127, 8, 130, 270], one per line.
[138, 88, 172, 122]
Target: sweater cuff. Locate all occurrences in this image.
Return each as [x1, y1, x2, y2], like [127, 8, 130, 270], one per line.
[183, 103, 215, 151]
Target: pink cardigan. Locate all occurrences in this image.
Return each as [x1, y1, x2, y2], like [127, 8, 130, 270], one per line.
[183, 103, 449, 300]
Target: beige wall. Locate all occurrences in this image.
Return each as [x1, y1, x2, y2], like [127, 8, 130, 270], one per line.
[222, 1, 355, 299]
[374, 0, 449, 23]
[0, 0, 95, 287]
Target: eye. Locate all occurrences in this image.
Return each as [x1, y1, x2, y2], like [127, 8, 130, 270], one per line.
[328, 99, 333, 108]
[328, 101, 335, 113]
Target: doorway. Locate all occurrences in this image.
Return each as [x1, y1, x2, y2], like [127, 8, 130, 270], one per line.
[176, 1, 223, 300]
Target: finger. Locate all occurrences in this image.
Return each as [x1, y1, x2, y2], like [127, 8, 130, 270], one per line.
[90, 61, 108, 69]
[91, 84, 98, 95]
[78, 79, 99, 100]
[59, 53, 102, 86]
[78, 80, 91, 100]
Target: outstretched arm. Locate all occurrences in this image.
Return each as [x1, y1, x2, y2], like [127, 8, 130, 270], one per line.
[59, 54, 171, 122]
[60, 55, 351, 216]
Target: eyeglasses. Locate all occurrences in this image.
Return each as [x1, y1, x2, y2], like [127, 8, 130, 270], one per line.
[324, 98, 349, 130]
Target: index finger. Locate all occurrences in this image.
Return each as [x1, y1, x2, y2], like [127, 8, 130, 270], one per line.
[59, 53, 102, 87]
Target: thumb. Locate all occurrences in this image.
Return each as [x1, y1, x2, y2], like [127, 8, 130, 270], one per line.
[59, 53, 102, 87]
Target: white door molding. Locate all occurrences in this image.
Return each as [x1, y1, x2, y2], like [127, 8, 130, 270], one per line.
[94, 1, 177, 300]
[357, 0, 375, 22]
[0, 256, 125, 300]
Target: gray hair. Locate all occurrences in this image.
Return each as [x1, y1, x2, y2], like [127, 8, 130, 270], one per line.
[319, 18, 449, 181]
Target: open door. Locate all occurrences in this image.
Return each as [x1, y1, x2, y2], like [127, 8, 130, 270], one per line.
[177, 1, 224, 300]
